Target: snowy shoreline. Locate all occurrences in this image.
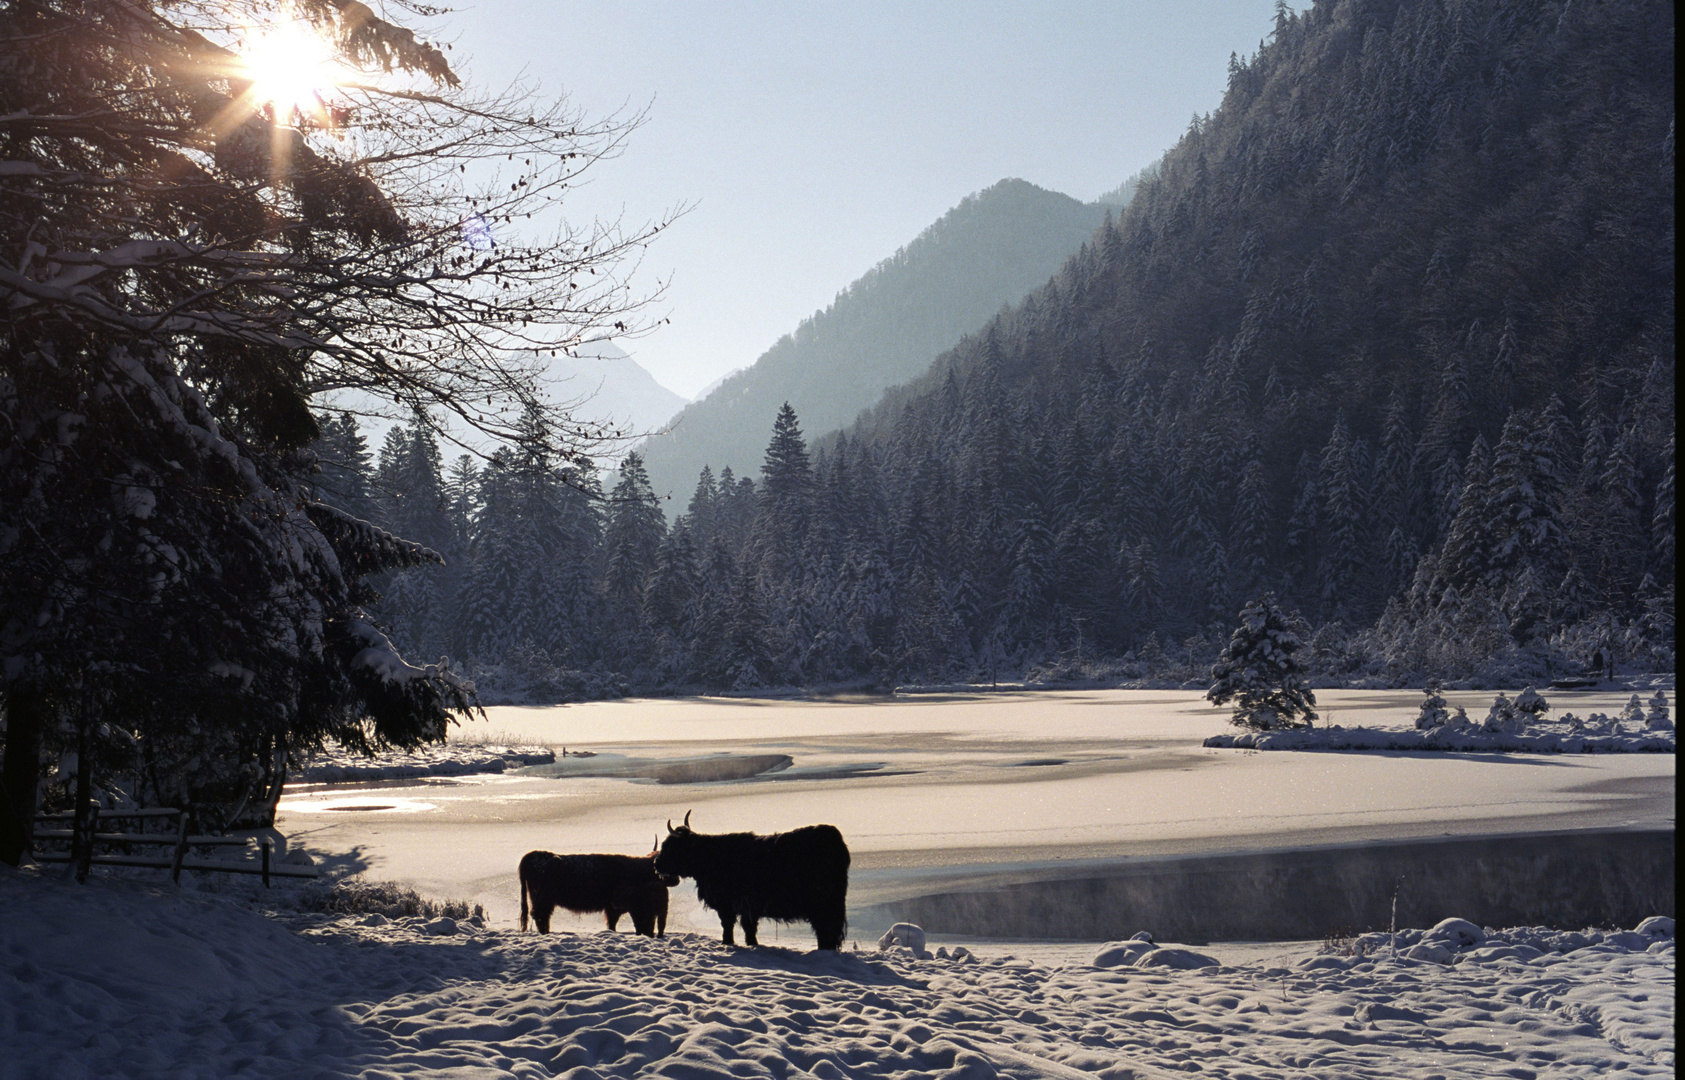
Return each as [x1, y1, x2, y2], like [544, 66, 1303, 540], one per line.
[1205, 687, 1677, 753]
[1, 866, 1673, 1079]
[1204, 725, 1677, 752]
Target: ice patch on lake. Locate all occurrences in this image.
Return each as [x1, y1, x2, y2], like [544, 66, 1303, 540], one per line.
[516, 751, 795, 784]
[294, 743, 556, 783]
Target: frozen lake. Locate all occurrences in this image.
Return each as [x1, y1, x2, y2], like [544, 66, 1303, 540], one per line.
[277, 689, 1675, 942]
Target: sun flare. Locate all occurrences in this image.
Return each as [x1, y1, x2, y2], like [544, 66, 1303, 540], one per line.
[237, 18, 342, 126]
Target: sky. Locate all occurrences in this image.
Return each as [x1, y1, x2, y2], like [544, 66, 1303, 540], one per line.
[442, 1, 1285, 400]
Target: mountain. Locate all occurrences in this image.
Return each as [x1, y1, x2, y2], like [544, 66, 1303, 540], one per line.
[361, 0, 1674, 694]
[633, 178, 1111, 502]
[532, 340, 688, 453]
[815, 0, 1674, 675]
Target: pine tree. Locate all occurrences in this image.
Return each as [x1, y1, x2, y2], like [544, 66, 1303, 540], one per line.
[1652, 435, 1675, 583]
[603, 451, 667, 625]
[1485, 405, 1569, 595]
[1231, 448, 1273, 596]
[685, 466, 719, 548]
[461, 451, 535, 660]
[313, 412, 377, 522]
[1207, 594, 1317, 730]
[1318, 412, 1369, 617]
[753, 403, 815, 580]
[722, 565, 773, 690]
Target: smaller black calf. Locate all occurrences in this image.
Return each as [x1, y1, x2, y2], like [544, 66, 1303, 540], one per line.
[519, 850, 676, 936]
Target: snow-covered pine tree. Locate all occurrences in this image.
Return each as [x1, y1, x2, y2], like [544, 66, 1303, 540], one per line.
[723, 566, 773, 691]
[751, 403, 815, 580]
[313, 412, 378, 523]
[460, 450, 537, 661]
[1319, 411, 1370, 619]
[684, 466, 720, 549]
[643, 523, 700, 636]
[602, 451, 668, 643]
[1231, 446, 1272, 597]
[1207, 594, 1317, 730]
[1651, 434, 1674, 583]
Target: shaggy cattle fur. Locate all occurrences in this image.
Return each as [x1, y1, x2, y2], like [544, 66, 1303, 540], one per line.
[654, 813, 850, 949]
[518, 850, 674, 936]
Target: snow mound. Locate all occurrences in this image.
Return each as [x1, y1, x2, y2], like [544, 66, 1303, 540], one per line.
[878, 922, 929, 958]
[1092, 940, 1156, 967]
[1134, 946, 1221, 970]
[3, 867, 1675, 1079]
[1423, 917, 1485, 949]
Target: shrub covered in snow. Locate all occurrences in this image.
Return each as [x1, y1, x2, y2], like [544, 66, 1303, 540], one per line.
[278, 879, 483, 922]
[1415, 681, 1450, 729]
[1644, 690, 1672, 731]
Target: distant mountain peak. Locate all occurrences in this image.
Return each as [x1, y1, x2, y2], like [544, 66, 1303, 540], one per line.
[633, 178, 1109, 505]
[525, 339, 688, 449]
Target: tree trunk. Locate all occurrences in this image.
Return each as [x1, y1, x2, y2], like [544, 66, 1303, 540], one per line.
[0, 685, 46, 867]
[259, 736, 289, 828]
[72, 720, 93, 882]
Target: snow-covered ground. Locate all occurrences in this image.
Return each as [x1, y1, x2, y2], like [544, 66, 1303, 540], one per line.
[1, 866, 1673, 1079]
[276, 690, 1676, 933]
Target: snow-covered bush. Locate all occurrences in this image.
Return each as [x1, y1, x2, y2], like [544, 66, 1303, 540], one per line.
[279, 880, 482, 922]
[1645, 690, 1672, 731]
[1512, 686, 1549, 718]
[1482, 693, 1520, 734]
[1415, 682, 1449, 729]
[1620, 695, 1648, 726]
[1207, 595, 1317, 730]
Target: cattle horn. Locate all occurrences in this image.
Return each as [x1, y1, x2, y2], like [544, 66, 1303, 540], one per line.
[666, 818, 674, 834]
[682, 809, 692, 829]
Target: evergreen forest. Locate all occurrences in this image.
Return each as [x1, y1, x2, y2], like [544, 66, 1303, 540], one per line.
[329, 0, 1674, 700]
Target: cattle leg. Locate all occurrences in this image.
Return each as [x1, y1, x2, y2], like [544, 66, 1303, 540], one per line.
[532, 901, 554, 934]
[631, 909, 655, 936]
[812, 905, 846, 950]
[740, 915, 760, 948]
[719, 910, 736, 946]
[657, 907, 666, 937]
[606, 908, 623, 932]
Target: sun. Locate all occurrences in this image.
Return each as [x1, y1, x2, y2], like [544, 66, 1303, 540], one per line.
[236, 18, 342, 127]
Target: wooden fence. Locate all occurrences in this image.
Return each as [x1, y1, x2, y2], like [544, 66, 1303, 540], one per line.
[33, 804, 317, 885]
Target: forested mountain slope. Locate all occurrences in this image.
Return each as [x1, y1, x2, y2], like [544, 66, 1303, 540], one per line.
[633, 179, 1109, 504]
[801, 0, 1676, 679]
[341, 0, 1673, 695]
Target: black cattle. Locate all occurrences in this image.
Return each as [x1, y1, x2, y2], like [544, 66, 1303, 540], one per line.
[654, 811, 850, 950]
[518, 849, 676, 936]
